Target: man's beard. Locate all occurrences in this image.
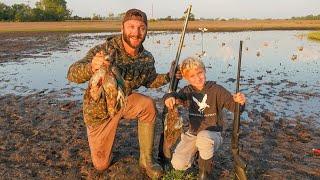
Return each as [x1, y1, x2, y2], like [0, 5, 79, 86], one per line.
[122, 29, 146, 49]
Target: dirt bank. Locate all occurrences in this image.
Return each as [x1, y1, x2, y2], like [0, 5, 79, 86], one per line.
[0, 89, 319, 179]
[1, 20, 320, 33]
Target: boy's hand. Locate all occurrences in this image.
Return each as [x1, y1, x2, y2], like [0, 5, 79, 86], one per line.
[91, 51, 110, 73]
[233, 92, 246, 105]
[165, 97, 176, 109]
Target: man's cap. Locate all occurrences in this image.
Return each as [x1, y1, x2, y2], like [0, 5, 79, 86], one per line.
[122, 9, 148, 26]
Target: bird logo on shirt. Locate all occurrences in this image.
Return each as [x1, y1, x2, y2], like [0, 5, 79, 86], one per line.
[192, 94, 210, 113]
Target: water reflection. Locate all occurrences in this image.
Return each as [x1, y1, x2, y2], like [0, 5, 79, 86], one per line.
[0, 31, 319, 122]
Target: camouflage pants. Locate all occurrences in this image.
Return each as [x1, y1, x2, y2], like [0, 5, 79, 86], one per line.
[86, 93, 157, 171]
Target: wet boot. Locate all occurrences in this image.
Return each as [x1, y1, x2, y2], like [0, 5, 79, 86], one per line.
[138, 122, 164, 179]
[198, 157, 214, 180]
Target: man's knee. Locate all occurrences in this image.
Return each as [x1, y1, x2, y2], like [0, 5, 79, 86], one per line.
[93, 162, 108, 172]
[91, 151, 111, 172]
[140, 95, 156, 111]
[137, 95, 156, 122]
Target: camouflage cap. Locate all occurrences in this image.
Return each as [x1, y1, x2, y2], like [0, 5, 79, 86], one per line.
[122, 9, 148, 26]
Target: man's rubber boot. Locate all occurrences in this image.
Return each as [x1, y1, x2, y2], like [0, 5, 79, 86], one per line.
[198, 157, 214, 180]
[138, 122, 164, 179]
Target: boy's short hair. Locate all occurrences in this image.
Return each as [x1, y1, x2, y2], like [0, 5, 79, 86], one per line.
[180, 57, 205, 75]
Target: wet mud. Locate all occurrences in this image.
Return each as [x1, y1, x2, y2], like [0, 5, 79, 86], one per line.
[0, 32, 319, 179]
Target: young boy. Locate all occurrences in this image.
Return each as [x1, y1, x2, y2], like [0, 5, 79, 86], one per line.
[163, 57, 246, 179]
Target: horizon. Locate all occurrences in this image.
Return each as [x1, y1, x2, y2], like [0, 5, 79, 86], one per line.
[2, 0, 320, 19]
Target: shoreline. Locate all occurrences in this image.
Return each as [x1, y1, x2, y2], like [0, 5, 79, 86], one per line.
[0, 20, 320, 33]
[0, 30, 319, 179]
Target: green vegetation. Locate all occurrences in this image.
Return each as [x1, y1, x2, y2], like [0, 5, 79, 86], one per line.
[0, 0, 70, 21]
[308, 31, 320, 41]
[291, 14, 320, 20]
[162, 169, 197, 180]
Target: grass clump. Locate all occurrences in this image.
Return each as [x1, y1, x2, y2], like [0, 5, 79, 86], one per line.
[307, 31, 320, 41]
[162, 169, 197, 180]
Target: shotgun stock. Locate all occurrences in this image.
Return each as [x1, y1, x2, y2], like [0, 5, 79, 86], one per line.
[232, 40, 248, 180]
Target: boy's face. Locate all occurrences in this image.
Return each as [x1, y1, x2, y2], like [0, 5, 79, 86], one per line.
[183, 67, 206, 90]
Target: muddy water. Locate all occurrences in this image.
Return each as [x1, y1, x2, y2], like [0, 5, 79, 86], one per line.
[0, 31, 319, 179]
[1, 31, 319, 123]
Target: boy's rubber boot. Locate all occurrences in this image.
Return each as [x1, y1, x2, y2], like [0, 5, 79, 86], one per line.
[138, 122, 164, 179]
[198, 157, 214, 180]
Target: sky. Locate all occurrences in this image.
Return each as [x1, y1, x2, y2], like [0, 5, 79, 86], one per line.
[2, 0, 320, 19]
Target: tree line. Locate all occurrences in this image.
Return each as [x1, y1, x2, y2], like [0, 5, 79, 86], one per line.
[1, 1, 319, 22]
[0, 0, 70, 21]
[291, 14, 320, 20]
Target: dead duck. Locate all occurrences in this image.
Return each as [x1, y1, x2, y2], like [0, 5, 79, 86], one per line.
[89, 51, 126, 118]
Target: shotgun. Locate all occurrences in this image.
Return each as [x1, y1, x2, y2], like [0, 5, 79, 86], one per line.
[232, 40, 248, 180]
[158, 5, 192, 165]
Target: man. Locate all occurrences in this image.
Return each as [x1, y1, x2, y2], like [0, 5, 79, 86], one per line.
[67, 9, 170, 179]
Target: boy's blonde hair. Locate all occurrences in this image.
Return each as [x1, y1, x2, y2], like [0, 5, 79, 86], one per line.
[179, 57, 205, 76]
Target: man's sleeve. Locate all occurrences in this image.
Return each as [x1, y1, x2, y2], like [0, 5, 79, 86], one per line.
[143, 58, 170, 88]
[67, 43, 106, 84]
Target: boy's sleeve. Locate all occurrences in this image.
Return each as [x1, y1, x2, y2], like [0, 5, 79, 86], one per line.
[217, 85, 245, 113]
[162, 86, 188, 103]
[67, 43, 106, 84]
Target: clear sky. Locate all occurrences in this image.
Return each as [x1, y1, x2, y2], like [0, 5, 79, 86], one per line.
[2, 0, 320, 19]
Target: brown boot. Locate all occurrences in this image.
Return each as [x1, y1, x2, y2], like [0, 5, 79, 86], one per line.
[198, 156, 214, 180]
[138, 122, 164, 179]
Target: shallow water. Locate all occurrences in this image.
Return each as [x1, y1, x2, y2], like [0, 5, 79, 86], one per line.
[0, 31, 319, 123]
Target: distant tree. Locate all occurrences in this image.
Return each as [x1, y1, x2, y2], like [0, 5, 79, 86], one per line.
[11, 4, 33, 21]
[108, 13, 114, 18]
[165, 15, 172, 21]
[180, 12, 195, 21]
[31, 8, 45, 21]
[91, 13, 103, 20]
[36, 0, 71, 21]
[0, 3, 13, 21]
[291, 14, 320, 20]
[189, 12, 195, 21]
[117, 12, 126, 19]
[68, 15, 82, 20]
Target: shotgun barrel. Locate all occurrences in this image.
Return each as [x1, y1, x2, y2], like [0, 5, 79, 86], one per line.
[168, 5, 192, 93]
[158, 5, 192, 165]
[232, 40, 248, 180]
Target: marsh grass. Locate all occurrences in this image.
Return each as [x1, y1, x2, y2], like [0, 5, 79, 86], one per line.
[162, 169, 197, 180]
[1, 20, 320, 33]
[307, 31, 320, 41]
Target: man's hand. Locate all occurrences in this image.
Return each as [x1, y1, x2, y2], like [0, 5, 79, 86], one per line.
[168, 61, 183, 80]
[91, 51, 110, 73]
[165, 97, 176, 109]
[233, 92, 246, 105]
[175, 70, 182, 79]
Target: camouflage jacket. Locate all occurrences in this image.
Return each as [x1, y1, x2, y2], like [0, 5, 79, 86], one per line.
[67, 35, 170, 126]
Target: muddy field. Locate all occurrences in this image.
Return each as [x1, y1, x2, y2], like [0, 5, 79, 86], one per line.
[0, 32, 319, 179]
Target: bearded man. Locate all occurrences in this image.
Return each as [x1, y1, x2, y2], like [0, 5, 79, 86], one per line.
[67, 9, 171, 179]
